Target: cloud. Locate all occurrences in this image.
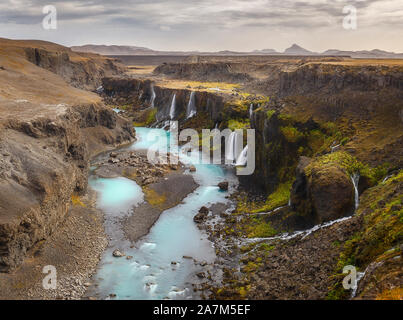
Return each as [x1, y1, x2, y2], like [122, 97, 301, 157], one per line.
[0, 0, 402, 51]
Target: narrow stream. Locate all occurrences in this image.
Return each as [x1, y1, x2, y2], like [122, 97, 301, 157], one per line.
[88, 127, 237, 300]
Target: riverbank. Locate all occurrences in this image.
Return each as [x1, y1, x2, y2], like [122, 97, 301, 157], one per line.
[0, 189, 107, 300]
[90, 147, 199, 243]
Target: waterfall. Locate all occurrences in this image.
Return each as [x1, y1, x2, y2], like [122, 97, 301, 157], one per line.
[331, 142, 341, 153]
[169, 94, 176, 120]
[352, 270, 366, 298]
[243, 216, 353, 244]
[186, 91, 197, 119]
[351, 173, 360, 210]
[235, 145, 248, 166]
[225, 131, 243, 164]
[150, 84, 156, 108]
[225, 132, 237, 162]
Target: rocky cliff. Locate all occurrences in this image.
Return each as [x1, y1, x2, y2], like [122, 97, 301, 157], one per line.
[248, 62, 403, 194]
[0, 38, 126, 91]
[102, 77, 225, 125]
[0, 39, 134, 272]
[154, 62, 254, 83]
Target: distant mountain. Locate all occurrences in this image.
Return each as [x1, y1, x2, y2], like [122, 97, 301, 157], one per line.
[284, 44, 315, 55]
[253, 48, 278, 54]
[71, 44, 403, 58]
[70, 44, 157, 55]
[322, 49, 403, 59]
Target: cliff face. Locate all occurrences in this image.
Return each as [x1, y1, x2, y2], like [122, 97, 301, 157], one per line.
[102, 78, 225, 124]
[247, 63, 403, 193]
[0, 39, 134, 272]
[153, 62, 253, 83]
[278, 63, 403, 96]
[0, 38, 126, 91]
[0, 105, 134, 272]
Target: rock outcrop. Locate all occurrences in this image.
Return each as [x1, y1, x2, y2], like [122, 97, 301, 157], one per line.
[0, 104, 135, 272]
[0, 38, 134, 272]
[102, 78, 225, 124]
[0, 38, 126, 91]
[153, 62, 253, 83]
[290, 157, 355, 225]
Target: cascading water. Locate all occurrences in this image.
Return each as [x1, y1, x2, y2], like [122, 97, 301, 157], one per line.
[249, 104, 253, 118]
[225, 131, 243, 165]
[186, 91, 197, 119]
[225, 132, 236, 163]
[235, 145, 248, 167]
[150, 84, 156, 108]
[351, 173, 360, 210]
[169, 94, 176, 120]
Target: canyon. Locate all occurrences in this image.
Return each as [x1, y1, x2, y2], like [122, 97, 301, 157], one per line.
[0, 38, 401, 300]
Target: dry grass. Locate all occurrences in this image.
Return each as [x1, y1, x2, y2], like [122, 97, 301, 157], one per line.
[127, 65, 156, 75]
[154, 79, 241, 94]
[318, 58, 403, 67]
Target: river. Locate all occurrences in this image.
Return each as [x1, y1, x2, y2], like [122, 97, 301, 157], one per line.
[88, 127, 237, 300]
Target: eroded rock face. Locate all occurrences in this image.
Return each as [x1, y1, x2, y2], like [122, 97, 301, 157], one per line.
[278, 63, 403, 97]
[0, 104, 135, 272]
[101, 78, 225, 124]
[290, 157, 355, 225]
[153, 62, 253, 83]
[24, 47, 126, 90]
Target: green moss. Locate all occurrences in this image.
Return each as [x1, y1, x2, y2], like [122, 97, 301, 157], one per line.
[265, 181, 292, 211]
[228, 119, 250, 131]
[133, 107, 157, 127]
[305, 151, 381, 185]
[280, 126, 304, 143]
[278, 113, 293, 122]
[246, 217, 278, 238]
[266, 109, 276, 119]
[328, 170, 403, 297]
[327, 274, 351, 300]
[145, 108, 157, 125]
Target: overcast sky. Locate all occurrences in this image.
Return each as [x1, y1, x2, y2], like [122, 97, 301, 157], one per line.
[1, 0, 403, 52]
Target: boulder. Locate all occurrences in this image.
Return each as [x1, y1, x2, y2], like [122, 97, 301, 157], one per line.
[193, 211, 208, 223]
[199, 206, 209, 214]
[112, 249, 125, 257]
[218, 181, 229, 191]
[290, 157, 355, 225]
[189, 165, 196, 172]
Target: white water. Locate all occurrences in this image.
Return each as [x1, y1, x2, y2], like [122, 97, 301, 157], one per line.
[244, 216, 353, 244]
[225, 131, 242, 164]
[186, 91, 197, 119]
[89, 127, 237, 300]
[169, 94, 176, 120]
[251, 205, 288, 216]
[225, 132, 236, 162]
[351, 173, 360, 210]
[150, 84, 156, 108]
[249, 104, 253, 118]
[352, 270, 367, 298]
[235, 145, 248, 167]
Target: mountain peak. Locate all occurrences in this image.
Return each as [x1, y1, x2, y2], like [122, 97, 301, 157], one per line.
[284, 44, 314, 55]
